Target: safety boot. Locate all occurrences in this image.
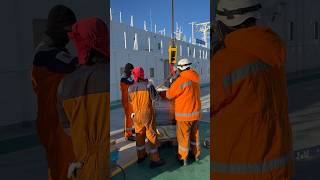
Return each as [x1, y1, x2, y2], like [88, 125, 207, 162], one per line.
[137, 156, 146, 164]
[188, 153, 200, 162]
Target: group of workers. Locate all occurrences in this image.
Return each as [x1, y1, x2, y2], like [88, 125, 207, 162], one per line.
[30, 0, 295, 179]
[32, 5, 109, 180]
[31, 4, 202, 180]
[120, 58, 202, 167]
[211, 0, 294, 179]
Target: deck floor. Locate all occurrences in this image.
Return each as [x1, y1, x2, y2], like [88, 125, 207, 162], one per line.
[111, 121, 210, 180]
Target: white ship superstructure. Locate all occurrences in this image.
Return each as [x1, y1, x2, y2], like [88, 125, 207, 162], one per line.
[110, 9, 210, 102]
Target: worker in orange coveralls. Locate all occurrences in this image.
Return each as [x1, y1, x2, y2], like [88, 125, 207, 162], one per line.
[211, 0, 294, 179]
[120, 63, 136, 141]
[129, 66, 166, 169]
[31, 5, 77, 180]
[166, 58, 202, 166]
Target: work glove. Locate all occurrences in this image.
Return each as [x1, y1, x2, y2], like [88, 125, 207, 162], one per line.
[67, 162, 83, 178]
[131, 113, 135, 119]
[148, 79, 154, 85]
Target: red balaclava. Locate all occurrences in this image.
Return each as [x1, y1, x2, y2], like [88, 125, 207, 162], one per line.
[132, 67, 145, 82]
[68, 17, 109, 65]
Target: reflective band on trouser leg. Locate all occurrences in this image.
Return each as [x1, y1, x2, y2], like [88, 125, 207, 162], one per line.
[136, 145, 146, 151]
[223, 60, 270, 88]
[136, 145, 146, 159]
[124, 112, 133, 137]
[149, 148, 160, 162]
[176, 121, 191, 160]
[190, 121, 201, 158]
[190, 141, 201, 159]
[211, 152, 293, 174]
[178, 145, 189, 160]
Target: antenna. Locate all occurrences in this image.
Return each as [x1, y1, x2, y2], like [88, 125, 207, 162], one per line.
[130, 16, 134, 27]
[120, 11, 122, 23]
[149, 9, 153, 32]
[189, 22, 196, 44]
[144, 21, 147, 31]
[110, 8, 112, 21]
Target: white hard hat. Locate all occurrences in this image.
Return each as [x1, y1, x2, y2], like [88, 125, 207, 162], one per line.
[177, 58, 192, 71]
[216, 0, 262, 27]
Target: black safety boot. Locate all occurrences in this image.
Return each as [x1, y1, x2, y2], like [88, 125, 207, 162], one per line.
[188, 153, 200, 162]
[150, 159, 165, 169]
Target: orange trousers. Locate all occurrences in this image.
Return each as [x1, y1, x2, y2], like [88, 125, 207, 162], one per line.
[123, 104, 134, 138]
[134, 115, 160, 162]
[176, 121, 201, 160]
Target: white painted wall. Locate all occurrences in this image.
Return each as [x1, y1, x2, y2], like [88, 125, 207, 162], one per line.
[110, 21, 210, 102]
[260, 0, 320, 74]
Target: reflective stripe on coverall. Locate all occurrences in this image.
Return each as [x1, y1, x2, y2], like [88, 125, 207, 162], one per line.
[120, 77, 134, 138]
[32, 35, 76, 180]
[129, 81, 161, 161]
[211, 26, 294, 179]
[166, 69, 201, 160]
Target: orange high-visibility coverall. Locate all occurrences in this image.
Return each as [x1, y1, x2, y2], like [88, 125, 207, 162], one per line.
[211, 26, 294, 180]
[57, 63, 109, 180]
[120, 77, 134, 138]
[32, 36, 76, 180]
[57, 17, 109, 180]
[166, 69, 201, 160]
[128, 80, 161, 161]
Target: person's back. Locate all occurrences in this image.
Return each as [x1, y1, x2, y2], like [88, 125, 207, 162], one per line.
[128, 67, 165, 168]
[58, 61, 109, 179]
[129, 80, 154, 113]
[166, 59, 202, 166]
[211, 0, 293, 179]
[167, 68, 201, 121]
[57, 17, 109, 179]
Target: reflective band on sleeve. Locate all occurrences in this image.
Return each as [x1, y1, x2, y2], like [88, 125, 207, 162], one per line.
[179, 81, 192, 89]
[149, 148, 158, 154]
[176, 111, 200, 117]
[223, 60, 270, 88]
[136, 145, 146, 151]
[179, 145, 189, 152]
[190, 141, 200, 147]
[211, 152, 293, 173]
[125, 127, 135, 131]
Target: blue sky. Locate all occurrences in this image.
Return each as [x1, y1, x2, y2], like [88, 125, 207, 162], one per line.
[111, 0, 210, 42]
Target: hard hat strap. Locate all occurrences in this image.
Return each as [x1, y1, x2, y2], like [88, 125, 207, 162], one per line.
[217, 4, 262, 19]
